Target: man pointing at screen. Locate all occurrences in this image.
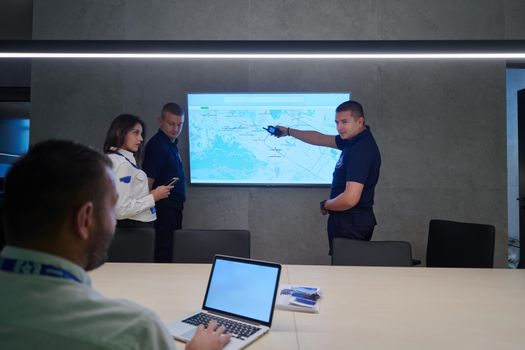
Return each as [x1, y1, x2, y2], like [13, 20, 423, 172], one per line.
[276, 100, 381, 255]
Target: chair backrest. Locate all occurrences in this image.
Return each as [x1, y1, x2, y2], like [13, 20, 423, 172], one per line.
[331, 238, 413, 267]
[426, 219, 495, 268]
[172, 229, 250, 263]
[107, 226, 155, 262]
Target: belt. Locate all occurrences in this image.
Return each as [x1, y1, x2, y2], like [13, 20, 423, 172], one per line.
[331, 207, 373, 214]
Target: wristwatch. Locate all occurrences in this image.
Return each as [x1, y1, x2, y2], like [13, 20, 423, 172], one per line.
[320, 200, 327, 211]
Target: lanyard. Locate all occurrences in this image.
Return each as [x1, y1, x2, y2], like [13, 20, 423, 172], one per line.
[116, 151, 138, 169]
[0, 257, 82, 283]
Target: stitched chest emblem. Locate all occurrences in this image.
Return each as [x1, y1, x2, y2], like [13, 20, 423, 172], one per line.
[335, 154, 343, 168]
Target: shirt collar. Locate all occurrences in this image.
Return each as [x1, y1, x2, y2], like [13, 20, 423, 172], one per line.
[345, 125, 371, 146]
[0, 245, 91, 286]
[117, 149, 137, 165]
[158, 129, 178, 145]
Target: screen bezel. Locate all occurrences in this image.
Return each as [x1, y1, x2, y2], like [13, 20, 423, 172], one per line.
[187, 92, 350, 187]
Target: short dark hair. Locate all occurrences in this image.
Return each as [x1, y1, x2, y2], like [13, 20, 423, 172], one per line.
[3, 140, 112, 245]
[161, 102, 184, 118]
[103, 114, 146, 162]
[336, 100, 364, 120]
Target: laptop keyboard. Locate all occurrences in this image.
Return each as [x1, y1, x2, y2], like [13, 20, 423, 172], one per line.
[183, 312, 261, 339]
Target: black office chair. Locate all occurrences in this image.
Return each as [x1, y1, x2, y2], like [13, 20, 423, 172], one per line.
[172, 229, 250, 263]
[107, 226, 156, 262]
[426, 219, 495, 268]
[331, 238, 414, 267]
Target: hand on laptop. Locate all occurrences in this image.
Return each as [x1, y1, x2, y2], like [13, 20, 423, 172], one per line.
[186, 320, 231, 350]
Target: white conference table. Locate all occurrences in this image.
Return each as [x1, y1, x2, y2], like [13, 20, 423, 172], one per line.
[90, 263, 525, 350]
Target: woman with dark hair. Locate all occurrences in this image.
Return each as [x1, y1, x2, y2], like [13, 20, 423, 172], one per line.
[104, 114, 172, 225]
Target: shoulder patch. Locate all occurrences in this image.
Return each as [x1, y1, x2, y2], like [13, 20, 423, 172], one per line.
[119, 176, 132, 183]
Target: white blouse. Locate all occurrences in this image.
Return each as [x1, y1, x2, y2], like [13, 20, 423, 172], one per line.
[107, 149, 156, 222]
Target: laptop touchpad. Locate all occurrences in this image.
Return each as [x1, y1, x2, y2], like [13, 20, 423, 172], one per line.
[182, 328, 197, 340]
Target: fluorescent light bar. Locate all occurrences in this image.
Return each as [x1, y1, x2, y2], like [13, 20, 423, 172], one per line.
[2, 53, 525, 59]
[1, 53, 525, 59]
[0, 40, 524, 60]
[0, 152, 22, 158]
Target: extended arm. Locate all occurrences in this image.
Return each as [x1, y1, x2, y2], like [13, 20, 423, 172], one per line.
[275, 125, 338, 149]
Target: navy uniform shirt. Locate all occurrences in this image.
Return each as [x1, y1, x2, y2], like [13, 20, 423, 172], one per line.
[143, 130, 186, 202]
[330, 126, 381, 208]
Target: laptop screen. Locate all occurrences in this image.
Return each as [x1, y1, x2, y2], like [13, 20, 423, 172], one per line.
[202, 256, 281, 326]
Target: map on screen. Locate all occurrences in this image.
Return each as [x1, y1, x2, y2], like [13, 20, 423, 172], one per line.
[188, 93, 350, 185]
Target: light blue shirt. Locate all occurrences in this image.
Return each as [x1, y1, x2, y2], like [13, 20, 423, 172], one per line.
[0, 246, 176, 350]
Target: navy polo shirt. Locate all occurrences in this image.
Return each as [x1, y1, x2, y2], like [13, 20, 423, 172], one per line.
[142, 130, 186, 202]
[330, 126, 381, 208]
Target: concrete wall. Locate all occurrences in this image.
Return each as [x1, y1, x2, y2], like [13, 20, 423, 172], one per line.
[0, 0, 32, 87]
[29, 0, 525, 266]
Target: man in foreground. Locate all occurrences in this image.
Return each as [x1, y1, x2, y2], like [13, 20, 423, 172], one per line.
[0, 140, 230, 350]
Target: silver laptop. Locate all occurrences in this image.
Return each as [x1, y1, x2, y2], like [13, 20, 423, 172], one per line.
[167, 255, 282, 350]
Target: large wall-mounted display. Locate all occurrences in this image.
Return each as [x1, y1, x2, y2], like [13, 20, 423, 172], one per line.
[188, 92, 349, 186]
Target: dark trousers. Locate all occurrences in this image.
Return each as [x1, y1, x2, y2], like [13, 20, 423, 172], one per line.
[154, 199, 184, 263]
[116, 219, 154, 228]
[327, 209, 376, 255]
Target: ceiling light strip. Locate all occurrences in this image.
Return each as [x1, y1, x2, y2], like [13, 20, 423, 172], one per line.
[1, 40, 525, 59]
[1, 53, 525, 59]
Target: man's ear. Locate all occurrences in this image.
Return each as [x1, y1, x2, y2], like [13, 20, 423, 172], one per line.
[76, 202, 94, 240]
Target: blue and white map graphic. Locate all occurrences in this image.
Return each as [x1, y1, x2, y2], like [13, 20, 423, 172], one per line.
[188, 93, 350, 185]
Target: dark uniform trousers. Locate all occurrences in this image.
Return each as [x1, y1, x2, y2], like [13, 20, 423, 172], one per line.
[327, 208, 376, 255]
[154, 199, 184, 262]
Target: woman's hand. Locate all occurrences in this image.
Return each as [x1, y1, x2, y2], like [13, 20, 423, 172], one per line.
[151, 185, 173, 201]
